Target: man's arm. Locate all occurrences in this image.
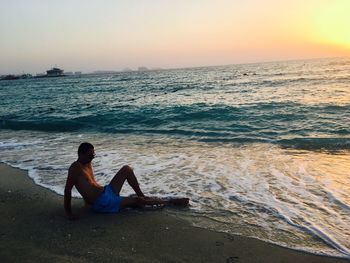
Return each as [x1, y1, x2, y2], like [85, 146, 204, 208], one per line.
[64, 167, 78, 220]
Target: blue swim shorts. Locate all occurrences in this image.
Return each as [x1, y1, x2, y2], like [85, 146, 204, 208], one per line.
[91, 184, 124, 213]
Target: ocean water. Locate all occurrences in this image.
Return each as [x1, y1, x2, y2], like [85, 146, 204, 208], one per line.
[0, 57, 349, 258]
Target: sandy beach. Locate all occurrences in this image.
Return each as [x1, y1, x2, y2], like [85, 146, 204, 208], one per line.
[0, 163, 348, 262]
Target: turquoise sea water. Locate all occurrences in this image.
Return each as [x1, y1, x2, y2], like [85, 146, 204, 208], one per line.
[1, 57, 349, 257]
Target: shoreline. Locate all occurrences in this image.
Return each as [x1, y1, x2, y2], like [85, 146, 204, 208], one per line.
[0, 163, 349, 262]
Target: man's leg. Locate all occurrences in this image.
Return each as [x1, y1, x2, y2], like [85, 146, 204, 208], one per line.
[119, 196, 189, 209]
[110, 165, 189, 209]
[110, 165, 144, 197]
[119, 197, 142, 209]
[119, 196, 167, 209]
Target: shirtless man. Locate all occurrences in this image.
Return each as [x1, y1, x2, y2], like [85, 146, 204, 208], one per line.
[64, 142, 188, 220]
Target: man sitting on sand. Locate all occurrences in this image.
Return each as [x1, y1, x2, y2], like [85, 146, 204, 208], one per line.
[64, 142, 188, 220]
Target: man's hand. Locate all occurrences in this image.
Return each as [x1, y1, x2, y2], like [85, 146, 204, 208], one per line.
[64, 168, 77, 221]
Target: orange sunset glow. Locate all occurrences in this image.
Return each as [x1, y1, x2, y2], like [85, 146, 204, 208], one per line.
[0, 0, 349, 74]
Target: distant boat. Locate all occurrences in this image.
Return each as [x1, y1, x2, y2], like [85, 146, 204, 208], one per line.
[46, 67, 64, 77]
[34, 67, 66, 78]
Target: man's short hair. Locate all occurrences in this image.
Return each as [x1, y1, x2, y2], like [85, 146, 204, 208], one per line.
[78, 142, 94, 155]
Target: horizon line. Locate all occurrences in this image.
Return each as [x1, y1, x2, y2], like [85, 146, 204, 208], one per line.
[1, 56, 348, 76]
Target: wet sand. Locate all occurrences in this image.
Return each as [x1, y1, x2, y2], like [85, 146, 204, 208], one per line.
[0, 163, 349, 263]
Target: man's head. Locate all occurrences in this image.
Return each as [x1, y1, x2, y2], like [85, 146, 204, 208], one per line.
[77, 142, 95, 163]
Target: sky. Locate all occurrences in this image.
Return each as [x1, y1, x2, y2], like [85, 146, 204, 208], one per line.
[0, 0, 349, 74]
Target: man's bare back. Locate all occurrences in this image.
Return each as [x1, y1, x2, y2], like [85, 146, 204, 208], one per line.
[67, 161, 103, 204]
